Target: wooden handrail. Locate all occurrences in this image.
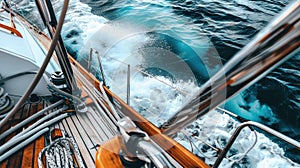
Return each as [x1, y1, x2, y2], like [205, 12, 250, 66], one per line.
[0, 22, 22, 38]
[67, 53, 208, 167]
[19, 12, 209, 167]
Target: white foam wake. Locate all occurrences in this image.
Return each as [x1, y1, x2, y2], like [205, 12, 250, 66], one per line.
[15, 0, 300, 166]
[51, 1, 300, 166]
[176, 110, 300, 167]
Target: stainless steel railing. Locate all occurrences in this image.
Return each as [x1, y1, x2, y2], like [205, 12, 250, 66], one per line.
[213, 121, 300, 167]
[87, 48, 193, 116]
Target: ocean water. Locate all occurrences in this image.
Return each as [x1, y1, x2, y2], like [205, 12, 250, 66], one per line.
[15, 0, 300, 167]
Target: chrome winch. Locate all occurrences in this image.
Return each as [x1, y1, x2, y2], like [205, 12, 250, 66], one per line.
[50, 71, 68, 91]
[48, 71, 86, 113]
[48, 71, 69, 103]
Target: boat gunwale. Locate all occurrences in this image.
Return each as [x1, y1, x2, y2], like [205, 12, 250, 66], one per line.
[13, 11, 209, 167]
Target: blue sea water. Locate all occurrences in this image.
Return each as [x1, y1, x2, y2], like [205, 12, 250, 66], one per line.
[74, 0, 300, 163]
[74, 0, 299, 128]
[15, 0, 299, 166]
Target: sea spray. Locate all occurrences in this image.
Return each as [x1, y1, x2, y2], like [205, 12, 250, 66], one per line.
[15, 0, 300, 166]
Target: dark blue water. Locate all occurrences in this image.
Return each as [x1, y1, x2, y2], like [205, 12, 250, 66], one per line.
[77, 0, 299, 162]
[16, 0, 299, 166]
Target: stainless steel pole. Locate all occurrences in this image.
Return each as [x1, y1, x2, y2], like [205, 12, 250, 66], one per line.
[161, 1, 300, 136]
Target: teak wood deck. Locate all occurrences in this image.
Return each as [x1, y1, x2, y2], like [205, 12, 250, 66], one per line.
[0, 97, 119, 168]
[0, 13, 210, 168]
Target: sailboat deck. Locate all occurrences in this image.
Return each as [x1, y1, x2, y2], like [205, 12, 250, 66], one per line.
[0, 98, 119, 168]
[58, 106, 119, 167]
[0, 102, 42, 168]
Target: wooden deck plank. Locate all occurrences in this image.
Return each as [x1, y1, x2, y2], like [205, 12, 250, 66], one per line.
[17, 104, 39, 168]
[29, 103, 46, 168]
[78, 111, 106, 142]
[90, 93, 119, 135]
[26, 20, 207, 167]
[0, 162, 7, 168]
[33, 136, 45, 168]
[92, 110, 117, 137]
[0, 121, 11, 145]
[88, 109, 115, 138]
[6, 104, 31, 168]
[6, 148, 23, 168]
[73, 114, 99, 157]
[60, 119, 72, 138]
[85, 111, 110, 141]
[20, 103, 41, 168]
[66, 116, 94, 165]
[21, 143, 34, 168]
[0, 150, 7, 167]
[61, 118, 94, 168]
[1, 104, 28, 168]
[57, 122, 65, 133]
[0, 107, 20, 167]
[79, 84, 118, 137]
[80, 89, 94, 106]
[0, 100, 50, 168]
[13, 104, 28, 121]
[0, 104, 28, 135]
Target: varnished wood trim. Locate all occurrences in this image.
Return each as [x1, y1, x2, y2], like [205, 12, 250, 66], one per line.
[105, 88, 210, 168]
[21, 143, 35, 168]
[69, 47, 209, 168]
[17, 13, 209, 168]
[95, 136, 124, 168]
[0, 23, 23, 38]
[34, 136, 45, 168]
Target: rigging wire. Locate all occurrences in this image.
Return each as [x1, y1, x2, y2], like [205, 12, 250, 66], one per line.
[160, 1, 300, 136]
[0, 0, 70, 128]
[180, 127, 258, 164]
[91, 48, 193, 97]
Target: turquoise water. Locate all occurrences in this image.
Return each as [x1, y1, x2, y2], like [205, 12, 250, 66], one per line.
[16, 0, 299, 166]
